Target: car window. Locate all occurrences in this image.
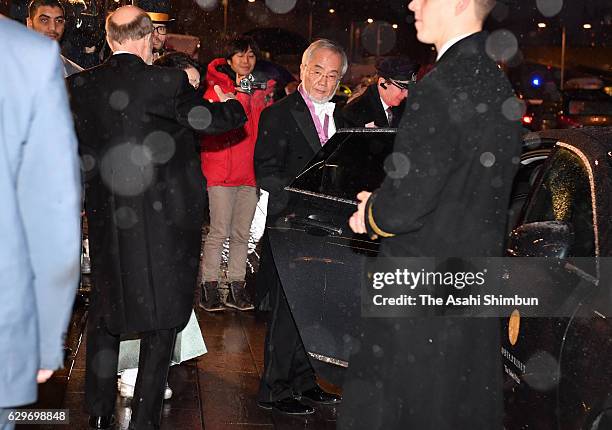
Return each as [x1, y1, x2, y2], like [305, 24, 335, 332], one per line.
[523, 147, 596, 257]
[290, 130, 396, 201]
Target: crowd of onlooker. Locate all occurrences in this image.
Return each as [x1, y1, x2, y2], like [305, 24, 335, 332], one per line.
[1, 0, 428, 428]
[2, 0, 418, 427]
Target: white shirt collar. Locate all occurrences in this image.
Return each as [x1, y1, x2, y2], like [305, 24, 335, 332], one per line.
[380, 96, 390, 112]
[113, 50, 134, 56]
[436, 32, 476, 61]
[313, 100, 336, 117]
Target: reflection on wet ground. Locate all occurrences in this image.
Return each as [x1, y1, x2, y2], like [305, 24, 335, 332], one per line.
[27, 283, 340, 430]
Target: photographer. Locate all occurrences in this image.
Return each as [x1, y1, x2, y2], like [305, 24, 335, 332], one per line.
[199, 35, 275, 312]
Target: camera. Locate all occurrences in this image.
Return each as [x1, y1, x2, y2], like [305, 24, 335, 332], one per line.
[238, 74, 267, 94]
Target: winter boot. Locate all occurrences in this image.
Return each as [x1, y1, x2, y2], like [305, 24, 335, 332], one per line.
[225, 281, 255, 311]
[199, 281, 224, 312]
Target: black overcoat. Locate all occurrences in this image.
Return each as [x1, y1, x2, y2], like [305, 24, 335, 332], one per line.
[339, 32, 524, 429]
[342, 83, 405, 128]
[67, 53, 246, 334]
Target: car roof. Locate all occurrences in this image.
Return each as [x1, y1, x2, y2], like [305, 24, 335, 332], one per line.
[533, 127, 612, 155]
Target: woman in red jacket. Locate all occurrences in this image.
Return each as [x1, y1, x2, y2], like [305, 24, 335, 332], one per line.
[199, 36, 275, 312]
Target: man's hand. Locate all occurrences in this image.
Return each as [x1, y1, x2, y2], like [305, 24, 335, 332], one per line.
[37, 369, 54, 383]
[214, 85, 237, 102]
[349, 191, 372, 234]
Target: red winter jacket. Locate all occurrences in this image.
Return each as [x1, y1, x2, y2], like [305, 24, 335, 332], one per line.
[200, 58, 275, 187]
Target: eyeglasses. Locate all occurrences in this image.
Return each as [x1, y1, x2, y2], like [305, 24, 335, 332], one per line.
[153, 25, 167, 35]
[305, 65, 340, 84]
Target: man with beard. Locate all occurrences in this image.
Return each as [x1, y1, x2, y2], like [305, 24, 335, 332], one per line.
[66, 6, 245, 429]
[344, 0, 524, 428]
[26, 0, 83, 76]
[253, 39, 345, 415]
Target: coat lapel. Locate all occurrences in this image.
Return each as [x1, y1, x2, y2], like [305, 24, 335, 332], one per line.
[290, 92, 324, 154]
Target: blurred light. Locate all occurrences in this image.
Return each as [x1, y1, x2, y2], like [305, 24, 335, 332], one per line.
[248, 0, 255, 2]
[583, 23, 592, 29]
[329, 8, 335, 13]
[392, 24, 398, 29]
[522, 115, 533, 124]
[531, 76, 542, 87]
[537, 22, 546, 28]
[367, 18, 374, 23]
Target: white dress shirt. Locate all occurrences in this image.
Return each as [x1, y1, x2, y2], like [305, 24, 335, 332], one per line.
[380, 97, 393, 125]
[312, 100, 337, 141]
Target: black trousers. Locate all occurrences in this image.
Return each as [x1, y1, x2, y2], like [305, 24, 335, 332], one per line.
[257, 236, 316, 402]
[85, 313, 177, 430]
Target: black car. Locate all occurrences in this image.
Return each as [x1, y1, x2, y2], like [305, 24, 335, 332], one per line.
[522, 90, 612, 131]
[503, 127, 612, 429]
[269, 126, 612, 429]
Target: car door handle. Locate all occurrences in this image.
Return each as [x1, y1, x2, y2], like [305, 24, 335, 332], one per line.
[289, 217, 343, 236]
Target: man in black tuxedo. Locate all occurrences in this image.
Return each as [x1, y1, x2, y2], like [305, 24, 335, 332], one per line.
[342, 56, 418, 128]
[253, 39, 345, 415]
[67, 6, 246, 430]
[344, 0, 524, 428]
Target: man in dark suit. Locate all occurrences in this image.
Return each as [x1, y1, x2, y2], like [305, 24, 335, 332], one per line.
[342, 56, 418, 128]
[343, 0, 524, 428]
[254, 39, 345, 415]
[66, 6, 246, 430]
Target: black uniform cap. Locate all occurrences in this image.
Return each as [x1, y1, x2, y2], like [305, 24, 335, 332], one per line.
[133, 0, 174, 22]
[376, 57, 419, 88]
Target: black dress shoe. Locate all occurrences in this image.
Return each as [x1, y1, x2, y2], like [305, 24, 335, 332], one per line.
[257, 398, 314, 415]
[300, 386, 342, 405]
[88, 415, 115, 429]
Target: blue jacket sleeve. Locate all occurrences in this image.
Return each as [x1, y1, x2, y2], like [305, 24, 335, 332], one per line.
[17, 45, 82, 370]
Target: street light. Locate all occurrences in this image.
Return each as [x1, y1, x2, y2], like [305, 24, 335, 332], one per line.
[222, 0, 228, 34]
[367, 18, 373, 24]
[392, 23, 398, 29]
[329, 8, 335, 13]
[583, 23, 592, 29]
[537, 22, 546, 28]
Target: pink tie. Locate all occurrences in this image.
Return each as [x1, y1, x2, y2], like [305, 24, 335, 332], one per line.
[322, 114, 330, 145]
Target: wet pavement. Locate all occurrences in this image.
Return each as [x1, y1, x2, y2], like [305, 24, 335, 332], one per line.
[27, 295, 341, 429]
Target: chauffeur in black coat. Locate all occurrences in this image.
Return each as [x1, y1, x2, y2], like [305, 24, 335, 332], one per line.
[67, 6, 246, 430]
[342, 57, 418, 128]
[343, 0, 524, 428]
[253, 39, 345, 415]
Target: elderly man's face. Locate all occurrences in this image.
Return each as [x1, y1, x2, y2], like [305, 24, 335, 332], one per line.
[27, 6, 65, 41]
[152, 23, 167, 51]
[300, 48, 342, 104]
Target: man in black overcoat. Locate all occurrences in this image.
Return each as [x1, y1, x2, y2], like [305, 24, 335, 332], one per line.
[253, 39, 346, 415]
[343, 0, 524, 428]
[342, 56, 418, 128]
[67, 6, 246, 429]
